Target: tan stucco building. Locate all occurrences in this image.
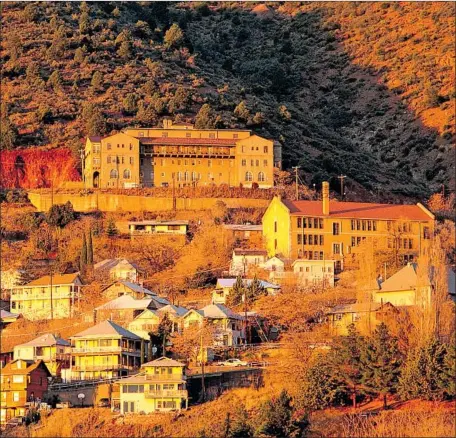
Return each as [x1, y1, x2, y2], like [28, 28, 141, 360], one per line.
[83, 120, 280, 189]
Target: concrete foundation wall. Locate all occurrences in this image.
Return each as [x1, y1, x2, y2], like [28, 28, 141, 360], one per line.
[28, 192, 270, 213]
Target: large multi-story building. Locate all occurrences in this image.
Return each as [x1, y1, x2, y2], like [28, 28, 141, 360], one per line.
[10, 273, 82, 320]
[262, 182, 435, 272]
[83, 120, 280, 189]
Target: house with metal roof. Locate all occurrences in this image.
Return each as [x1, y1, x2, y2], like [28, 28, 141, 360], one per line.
[115, 356, 188, 414]
[0, 309, 20, 328]
[9, 273, 82, 320]
[229, 248, 268, 276]
[13, 334, 71, 377]
[94, 259, 144, 283]
[69, 320, 148, 381]
[128, 220, 189, 237]
[212, 278, 280, 305]
[102, 280, 158, 301]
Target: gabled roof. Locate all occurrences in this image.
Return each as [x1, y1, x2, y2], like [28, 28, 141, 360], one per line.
[71, 320, 142, 340]
[118, 281, 157, 296]
[131, 309, 159, 320]
[142, 356, 185, 367]
[379, 263, 422, 292]
[282, 199, 434, 221]
[16, 333, 70, 348]
[199, 304, 244, 320]
[233, 248, 267, 256]
[0, 309, 20, 320]
[182, 308, 204, 319]
[157, 304, 188, 317]
[26, 273, 80, 286]
[95, 295, 154, 311]
[223, 224, 263, 231]
[216, 278, 280, 289]
[1, 359, 52, 376]
[94, 259, 143, 272]
[150, 295, 170, 306]
[328, 302, 395, 314]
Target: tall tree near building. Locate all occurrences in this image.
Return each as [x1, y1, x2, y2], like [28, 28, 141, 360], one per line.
[87, 230, 93, 265]
[80, 233, 87, 273]
[361, 323, 401, 409]
[226, 276, 245, 307]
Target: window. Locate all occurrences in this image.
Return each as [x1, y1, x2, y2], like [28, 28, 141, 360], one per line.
[303, 234, 307, 245]
[123, 169, 131, 179]
[319, 235, 324, 245]
[107, 143, 112, 150]
[93, 144, 100, 153]
[308, 218, 313, 229]
[186, 132, 191, 138]
[245, 171, 253, 182]
[297, 234, 302, 245]
[129, 144, 133, 150]
[241, 159, 246, 166]
[423, 227, 430, 239]
[110, 169, 118, 179]
[130, 157, 134, 165]
[351, 220, 355, 231]
[333, 243, 341, 254]
[367, 221, 372, 231]
[408, 239, 413, 249]
[314, 251, 319, 260]
[362, 220, 366, 231]
[241, 145, 245, 153]
[333, 223, 340, 235]
[107, 156, 111, 164]
[356, 220, 361, 230]
[184, 171, 189, 181]
[264, 146, 268, 153]
[297, 218, 302, 228]
[13, 393, 20, 402]
[256, 160, 259, 166]
[263, 160, 268, 167]
[303, 218, 307, 228]
[319, 219, 324, 229]
[274, 221, 278, 233]
[12, 375, 24, 383]
[192, 171, 197, 181]
[208, 160, 212, 167]
[209, 133, 215, 139]
[93, 158, 100, 166]
[373, 221, 377, 231]
[258, 172, 265, 182]
[251, 160, 254, 166]
[121, 157, 125, 164]
[308, 235, 313, 245]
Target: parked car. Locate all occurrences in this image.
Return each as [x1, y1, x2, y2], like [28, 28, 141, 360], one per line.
[97, 398, 110, 408]
[217, 358, 248, 367]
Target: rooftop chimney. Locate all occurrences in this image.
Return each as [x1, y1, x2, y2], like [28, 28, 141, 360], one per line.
[322, 181, 329, 215]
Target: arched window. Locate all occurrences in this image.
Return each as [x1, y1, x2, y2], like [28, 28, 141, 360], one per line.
[245, 171, 253, 182]
[184, 171, 189, 181]
[110, 169, 118, 179]
[258, 172, 265, 182]
[123, 169, 131, 179]
[192, 171, 197, 181]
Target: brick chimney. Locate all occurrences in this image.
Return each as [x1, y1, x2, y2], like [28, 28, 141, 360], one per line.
[322, 181, 329, 215]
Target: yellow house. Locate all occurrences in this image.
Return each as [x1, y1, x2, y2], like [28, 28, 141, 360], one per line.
[13, 334, 71, 377]
[262, 182, 435, 271]
[10, 273, 82, 320]
[374, 263, 432, 307]
[327, 302, 397, 336]
[127, 309, 160, 340]
[117, 357, 188, 414]
[70, 320, 147, 381]
[84, 119, 279, 189]
[94, 259, 144, 283]
[102, 280, 158, 301]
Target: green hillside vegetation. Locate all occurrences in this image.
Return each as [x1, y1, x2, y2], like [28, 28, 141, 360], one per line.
[1, 2, 453, 196]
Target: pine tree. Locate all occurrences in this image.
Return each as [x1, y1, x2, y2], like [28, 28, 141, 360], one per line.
[74, 47, 86, 64]
[91, 71, 103, 92]
[234, 101, 250, 121]
[330, 324, 367, 408]
[79, 11, 90, 34]
[222, 412, 231, 438]
[105, 218, 118, 238]
[118, 41, 132, 60]
[361, 323, 401, 409]
[247, 274, 266, 305]
[122, 94, 137, 115]
[47, 70, 62, 91]
[226, 276, 245, 307]
[0, 117, 18, 151]
[440, 335, 456, 398]
[157, 313, 173, 356]
[87, 230, 93, 265]
[80, 233, 87, 273]
[85, 106, 106, 136]
[228, 404, 253, 438]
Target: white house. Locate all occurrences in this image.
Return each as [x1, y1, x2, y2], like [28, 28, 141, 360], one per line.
[94, 259, 144, 283]
[229, 249, 268, 276]
[212, 278, 281, 305]
[261, 256, 286, 272]
[292, 259, 335, 288]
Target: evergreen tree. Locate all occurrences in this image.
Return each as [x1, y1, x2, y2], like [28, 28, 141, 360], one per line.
[26, 64, 44, 88]
[74, 47, 86, 64]
[136, 101, 156, 125]
[86, 230, 93, 265]
[91, 71, 103, 91]
[226, 276, 245, 307]
[195, 104, 215, 129]
[0, 117, 18, 151]
[440, 335, 456, 398]
[122, 94, 137, 115]
[150, 93, 165, 115]
[246, 275, 266, 305]
[84, 105, 106, 136]
[329, 324, 367, 408]
[255, 390, 308, 438]
[164, 23, 184, 49]
[222, 412, 231, 438]
[157, 313, 173, 356]
[47, 70, 62, 91]
[105, 218, 118, 238]
[46, 202, 75, 228]
[118, 41, 132, 60]
[228, 404, 253, 438]
[80, 233, 87, 272]
[361, 323, 401, 409]
[79, 11, 90, 34]
[398, 339, 449, 401]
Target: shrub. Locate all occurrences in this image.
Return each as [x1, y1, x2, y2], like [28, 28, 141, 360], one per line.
[164, 23, 184, 49]
[46, 201, 75, 228]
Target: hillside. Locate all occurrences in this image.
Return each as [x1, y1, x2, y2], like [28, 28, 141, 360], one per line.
[1, 1, 454, 196]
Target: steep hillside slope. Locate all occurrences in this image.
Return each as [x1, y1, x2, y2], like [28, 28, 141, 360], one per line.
[1, 2, 453, 196]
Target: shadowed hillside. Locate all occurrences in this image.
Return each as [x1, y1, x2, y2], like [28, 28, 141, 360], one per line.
[1, 1, 453, 197]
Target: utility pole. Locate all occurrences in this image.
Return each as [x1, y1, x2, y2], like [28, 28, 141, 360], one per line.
[200, 324, 206, 402]
[242, 256, 248, 345]
[49, 261, 54, 320]
[172, 172, 176, 211]
[292, 166, 300, 201]
[338, 175, 346, 201]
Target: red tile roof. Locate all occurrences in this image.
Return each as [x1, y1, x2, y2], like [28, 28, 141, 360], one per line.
[139, 138, 236, 146]
[282, 199, 433, 221]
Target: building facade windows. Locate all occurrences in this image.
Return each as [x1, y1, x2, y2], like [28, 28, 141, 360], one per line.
[123, 169, 131, 179]
[245, 171, 253, 182]
[258, 172, 265, 182]
[110, 169, 118, 179]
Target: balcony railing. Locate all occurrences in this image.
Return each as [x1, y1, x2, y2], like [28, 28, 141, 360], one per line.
[71, 364, 137, 372]
[144, 374, 186, 381]
[72, 346, 140, 354]
[144, 389, 188, 398]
